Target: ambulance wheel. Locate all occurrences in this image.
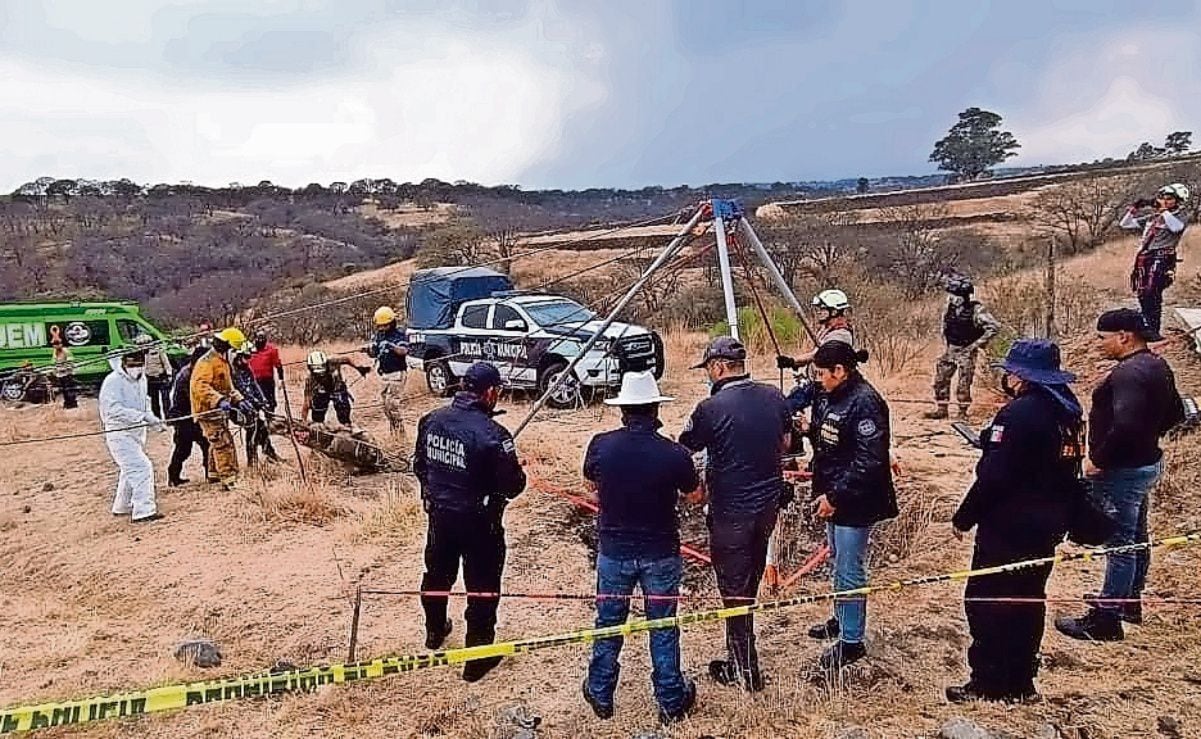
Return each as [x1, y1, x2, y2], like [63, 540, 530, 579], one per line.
[539, 360, 579, 410]
[425, 360, 455, 397]
[1, 377, 26, 403]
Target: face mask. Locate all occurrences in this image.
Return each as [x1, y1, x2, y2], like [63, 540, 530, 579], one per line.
[126, 366, 145, 380]
[254, 340, 267, 350]
[1001, 373, 1019, 398]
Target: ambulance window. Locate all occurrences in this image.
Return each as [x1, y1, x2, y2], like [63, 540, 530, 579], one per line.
[117, 320, 147, 343]
[461, 305, 489, 329]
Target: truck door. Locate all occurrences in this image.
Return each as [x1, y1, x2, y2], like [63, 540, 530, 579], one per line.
[448, 303, 493, 377]
[488, 304, 535, 386]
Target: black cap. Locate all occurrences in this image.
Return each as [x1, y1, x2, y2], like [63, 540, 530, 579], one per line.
[1097, 308, 1152, 339]
[690, 336, 747, 369]
[462, 362, 503, 393]
[812, 341, 869, 371]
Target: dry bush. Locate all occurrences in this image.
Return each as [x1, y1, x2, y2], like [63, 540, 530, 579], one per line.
[983, 270, 1108, 343]
[244, 473, 349, 525]
[847, 278, 938, 376]
[1028, 175, 1137, 253]
[352, 478, 422, 545]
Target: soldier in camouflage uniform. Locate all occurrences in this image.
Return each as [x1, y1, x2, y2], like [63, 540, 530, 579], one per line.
[926, 276, 1000, 420]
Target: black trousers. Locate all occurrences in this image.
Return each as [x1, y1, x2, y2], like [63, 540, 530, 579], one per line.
[148, 377, 171, 419]
[256, 377, 277, 412]
[168, 419, 210, 482]
[420, 508, 507, 643]
[244, 415, 276, 462]
[965, 536, 1054, 696]
[312, 390, 351, 425]
[708, 506, 779, 678]
[1138, 291, 1165, 335]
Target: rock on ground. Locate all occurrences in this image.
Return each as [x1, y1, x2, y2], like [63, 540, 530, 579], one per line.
[174, 639, 223, 668]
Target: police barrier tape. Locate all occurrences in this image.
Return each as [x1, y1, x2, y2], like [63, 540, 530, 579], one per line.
[2, 531, 1198, 733]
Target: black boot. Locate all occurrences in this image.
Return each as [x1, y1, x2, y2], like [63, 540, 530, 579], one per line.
[658, 680, 697, 725]
[424, 619, 452, 650]
[168, 476, 189, 487]
[707, 660, 764, 692]
[1054, 608, 1124, 641]
[581, 680, 614, 719]
[462, 629, 502, 683]
[1084, 593, 1142, 624]
[945, 682, 989, 703]
[808, 617, 840, 640]
[819, 641, 867, 670]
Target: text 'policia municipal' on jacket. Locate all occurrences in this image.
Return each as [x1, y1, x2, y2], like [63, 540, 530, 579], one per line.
[679, 376, 792, 519]
[809, 373, 898, 527]
[952, 387, 1080, 550]
[584, 415, 700, 560]
[413, 391, 526, 514]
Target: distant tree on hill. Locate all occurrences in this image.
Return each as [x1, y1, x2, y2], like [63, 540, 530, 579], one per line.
[1165, 131, 1193, 154]
[1127, 142, 1164, 161]
[929, 107, 1021, 181]
[856, 177, 869, 194]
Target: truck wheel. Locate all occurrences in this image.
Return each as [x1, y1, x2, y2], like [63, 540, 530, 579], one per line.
[1, 377, 26, 403]
[539, 360, 580, 410]
[425, 360, 455, 397]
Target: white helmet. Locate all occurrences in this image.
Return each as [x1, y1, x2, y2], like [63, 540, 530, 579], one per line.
[1159, 183, 1190, 202]
[812, 289, 850, 313]
[306, 350, 329, 373]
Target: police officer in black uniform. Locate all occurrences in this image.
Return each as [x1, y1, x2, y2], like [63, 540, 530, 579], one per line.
[804, 341, 897, 670]
[947, 339, 1082, 703]
[413, 362, 526, 682]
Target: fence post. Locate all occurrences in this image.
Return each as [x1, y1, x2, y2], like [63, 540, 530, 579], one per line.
[1045, 236, 1057, 339]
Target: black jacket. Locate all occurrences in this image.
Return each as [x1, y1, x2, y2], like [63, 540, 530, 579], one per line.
[809, 373, 898, 527]
[1089, 349, 1184, 470]
[413, 392, 527, 514]
[168, 364, 194, 419]
[679, 376, 792, 519]
[953, 387, 1081, 551]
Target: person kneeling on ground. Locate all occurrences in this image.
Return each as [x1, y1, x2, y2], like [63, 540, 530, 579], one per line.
[803, 341, 897, 670]
[581, 370, 700, 725]
[100, 348, 169, 523]
[948, 339, 1082, 703]
[413, 362, 526, 683]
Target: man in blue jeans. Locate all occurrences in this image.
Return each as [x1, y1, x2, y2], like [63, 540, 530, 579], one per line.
[1057, 309, 1183, 641]
[581, 371, 700, 724]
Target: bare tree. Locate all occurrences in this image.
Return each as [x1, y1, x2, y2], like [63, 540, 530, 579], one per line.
[1029, 175, 1134, 253]
[759, 209, 858, 289]
[881, 202, 957, 299]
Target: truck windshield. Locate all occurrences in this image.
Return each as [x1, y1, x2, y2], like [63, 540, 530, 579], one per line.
[523, 301, 594, 327]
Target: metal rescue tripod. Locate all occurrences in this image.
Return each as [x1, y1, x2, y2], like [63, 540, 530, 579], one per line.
[514, 199, 821, 586]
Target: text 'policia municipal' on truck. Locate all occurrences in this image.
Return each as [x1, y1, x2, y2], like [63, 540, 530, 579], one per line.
[0, 302, 186, 401]
[404, 267, 664, 408]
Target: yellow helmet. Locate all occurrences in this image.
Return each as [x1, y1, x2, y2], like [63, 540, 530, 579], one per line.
[373, 306, 397, 326]
[214, 327, 248, 351]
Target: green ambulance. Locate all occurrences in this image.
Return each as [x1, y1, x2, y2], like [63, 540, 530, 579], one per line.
[0, 301, 187, 401]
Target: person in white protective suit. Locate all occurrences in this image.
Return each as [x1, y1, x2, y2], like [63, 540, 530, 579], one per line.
[99, 350, 168, 523]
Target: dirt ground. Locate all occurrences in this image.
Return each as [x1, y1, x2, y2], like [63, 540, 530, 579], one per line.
[4, 237, 1201, 739]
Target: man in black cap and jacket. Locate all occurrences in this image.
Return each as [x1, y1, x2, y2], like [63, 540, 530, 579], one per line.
[949, 339, 1083, 703]
[803, 341, 897, 670]
[413, 361, 526, 682]
[680, 336, 792, 692]
[1056, 309, 1183, 641]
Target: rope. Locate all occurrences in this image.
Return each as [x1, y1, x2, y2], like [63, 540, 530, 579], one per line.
[0, 410, 222, 447]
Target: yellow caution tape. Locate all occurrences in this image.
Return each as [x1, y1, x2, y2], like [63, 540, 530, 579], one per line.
[3, 532, 1198, 733]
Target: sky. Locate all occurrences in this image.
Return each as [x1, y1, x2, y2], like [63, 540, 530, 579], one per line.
[1, 0, 1199, 191]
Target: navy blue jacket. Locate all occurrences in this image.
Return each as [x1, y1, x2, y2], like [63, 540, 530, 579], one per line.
[413, 392, 526, 514]
[679, 376, 792, 519]
[953, 386, 1081, 551]
[368, 326, 409, 375]
[583, 414, 700, 560]
[168, 364, 194, 419]
[809, 373, 897, 527]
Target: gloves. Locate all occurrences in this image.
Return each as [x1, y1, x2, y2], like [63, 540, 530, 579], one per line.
[237, 399, 257, 416]
[379, 341, 396, 353]
[218, 398, 233, 413]
[356, 365, 371, 378]
[146, 414, 169, 433]
[364, 343, 378, 358]
[776, 355, 798, 370]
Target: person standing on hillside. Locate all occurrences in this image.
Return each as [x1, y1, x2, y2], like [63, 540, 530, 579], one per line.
[190, 328, 255, 490]
[413, 362, 526, 683]
[776, 289, 855, 414]
[680, 336, 792, 692]
[51, 337, 78, 409]
[581, 371, 700, 725]
[367, 306, 409, 437]
[167, 346, 211, 486]
[1055, 309, 1184, 641]
[1121, 183, 1190, 340]
[135, 334, 174, 421]
[100, 348, 168, 523]
[948, 339, 1082, 703]
[803, 341, 897, 670]
[247, 329, 284, 412]
[925, 276, 1000, 420]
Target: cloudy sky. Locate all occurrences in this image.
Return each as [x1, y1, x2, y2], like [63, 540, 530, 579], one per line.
[1, 0, 1198, 191]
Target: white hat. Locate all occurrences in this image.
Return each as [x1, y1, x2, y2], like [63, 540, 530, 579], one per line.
[604, 371, 674, 406]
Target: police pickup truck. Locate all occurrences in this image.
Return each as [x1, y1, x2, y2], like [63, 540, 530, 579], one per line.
[404, 267, 663, 408]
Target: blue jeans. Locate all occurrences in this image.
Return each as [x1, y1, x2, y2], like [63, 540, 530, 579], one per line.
[586, 554, 687, 713]
[1097, 461, 1162, 609]
[828, 523, 872, 644]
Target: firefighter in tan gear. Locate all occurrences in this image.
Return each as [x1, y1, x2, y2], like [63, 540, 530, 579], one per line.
[366, 306, 409, 436]
[190, 327, 256, 489]
[926, 276, 1000, 420]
